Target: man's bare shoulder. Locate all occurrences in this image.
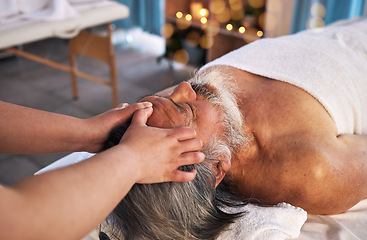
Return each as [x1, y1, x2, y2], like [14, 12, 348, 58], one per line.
[232, 131, 358, 214]
[229, 70, 362, 213]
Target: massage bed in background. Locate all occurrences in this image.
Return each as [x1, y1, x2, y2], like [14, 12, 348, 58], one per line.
[36, 152, 367, 240]
[0, 0, 129, 107]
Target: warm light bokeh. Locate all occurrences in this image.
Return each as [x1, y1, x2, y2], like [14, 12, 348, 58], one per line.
[176, 18, 191, 30]
[215, 7, 231, 23]
[185, 14, 192, 21]
[243, 28, 261, 43]
[176, 11, 183, 18]
[185, 31, 201, 47]
[173, 49, 190, 65]
[200, 8, 209, 17]
[199, 35, 214, 49]
[238, 26, 246, 33]
[160, 23, 174, 38]
[209, 0, 226, 14]
[226, 23, 233, 31]
[248, 0, 265, 9]
[202, 19, 220, 36]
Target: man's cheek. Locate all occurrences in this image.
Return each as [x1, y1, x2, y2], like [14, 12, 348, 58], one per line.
[146, 113, 164, 128]
[146, 112, 175, 129]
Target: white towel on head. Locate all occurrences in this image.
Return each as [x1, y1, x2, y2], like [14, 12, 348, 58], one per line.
[201, 17, 367, 135]
[217, 203, 307, 240]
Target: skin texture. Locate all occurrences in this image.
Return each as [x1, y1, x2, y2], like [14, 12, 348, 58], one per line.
[141, 66, 367, 215]
[0, 101, 205, 240]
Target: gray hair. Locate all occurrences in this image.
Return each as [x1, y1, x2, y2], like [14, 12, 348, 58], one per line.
[101, 66, 247, 240]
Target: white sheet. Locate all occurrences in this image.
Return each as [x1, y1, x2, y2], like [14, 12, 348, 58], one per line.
[298, 199, 367, 240]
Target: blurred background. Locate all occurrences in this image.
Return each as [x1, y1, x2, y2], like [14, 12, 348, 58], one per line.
[0, 0, 366, 186]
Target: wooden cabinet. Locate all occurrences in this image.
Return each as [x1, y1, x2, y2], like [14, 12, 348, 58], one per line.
[163, 0, 266, 66]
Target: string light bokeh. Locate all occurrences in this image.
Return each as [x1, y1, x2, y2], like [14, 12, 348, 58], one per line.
[162, 0, 266, 65]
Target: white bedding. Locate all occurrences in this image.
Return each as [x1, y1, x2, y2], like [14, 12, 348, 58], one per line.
[298, 199, 367, 240]
[0, 0, 107, 26]
[36, 152, 367, 239]
[0, 0, 129, 49]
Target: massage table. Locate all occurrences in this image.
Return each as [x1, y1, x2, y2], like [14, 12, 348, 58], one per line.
[0, 1, 129, 107]
[36, 152, 367, 239]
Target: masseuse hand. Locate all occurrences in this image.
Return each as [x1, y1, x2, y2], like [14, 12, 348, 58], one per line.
[116, 106, 205, 183]
[83, 102, 153, 153]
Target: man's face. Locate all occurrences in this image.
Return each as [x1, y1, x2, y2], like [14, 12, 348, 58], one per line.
[139, 82, 225, 145]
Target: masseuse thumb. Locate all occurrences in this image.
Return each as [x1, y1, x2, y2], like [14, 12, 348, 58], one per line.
[130, 107, 153, 127]
[111, 102, 152, 124]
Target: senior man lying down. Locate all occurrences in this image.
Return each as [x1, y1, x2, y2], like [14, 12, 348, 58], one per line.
[101, 18, 367, 239]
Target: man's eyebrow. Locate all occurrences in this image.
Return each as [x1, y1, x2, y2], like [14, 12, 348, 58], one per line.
[190, 83, 219, 101]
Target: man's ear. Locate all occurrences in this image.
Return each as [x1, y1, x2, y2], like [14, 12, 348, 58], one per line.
[211, 156, 231, 187]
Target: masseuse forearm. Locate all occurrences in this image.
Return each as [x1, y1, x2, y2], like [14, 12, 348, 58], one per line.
[0, 147, 137, 240]
[0, 101, 90, 154]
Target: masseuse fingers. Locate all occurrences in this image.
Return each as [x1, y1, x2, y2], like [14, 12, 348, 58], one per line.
[116, 102, 129, 109]
[115, 102, 152, 121]
[170, 169, 198, 182]
[177, 137, 204, 153]
[179, 151, 205, 165]
[115, 102, 151, 111]
[170, 127, 198, 141]
[129, 105, 153, 126]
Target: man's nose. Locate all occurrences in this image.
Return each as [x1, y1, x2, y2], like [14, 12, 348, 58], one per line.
[170, 82, 197, 102]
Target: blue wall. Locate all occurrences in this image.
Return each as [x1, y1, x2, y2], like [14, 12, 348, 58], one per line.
[113, 0, 164, 35]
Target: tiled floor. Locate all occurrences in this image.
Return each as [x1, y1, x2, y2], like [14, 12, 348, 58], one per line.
[0, 34, 196, 186]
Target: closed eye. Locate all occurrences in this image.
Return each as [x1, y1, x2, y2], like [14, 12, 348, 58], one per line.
[169, 98, 185, 113]
[169, 98, 195, 120]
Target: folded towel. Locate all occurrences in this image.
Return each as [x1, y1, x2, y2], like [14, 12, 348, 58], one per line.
[217, 203, 307, 240]
[16, 0, 50, 14]
[0, 0, 49, 17]
[0, 0, 18, 18]
[69, 0, 106, 4]
[201, 18, 367, 135]
[0, 0, 78, 24]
